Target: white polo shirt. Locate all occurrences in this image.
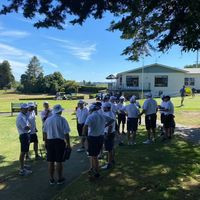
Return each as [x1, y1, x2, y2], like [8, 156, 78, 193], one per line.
[27, 110, 36, 134]
[160, 101, 167, 114]
[124, 103, 140, 118]
[16, 112, 30, 135]
[43, 114, 70, 140]
[110, 102, 118, 115]
[85, 111, 113, 137]
[142, 98, 157, 115]
[117, 102, 126, 113]
[164, 101, 174, 115]
[103, 111, 116, 133]
[41, 109, 52, 123]
[76, 107, 89, 124]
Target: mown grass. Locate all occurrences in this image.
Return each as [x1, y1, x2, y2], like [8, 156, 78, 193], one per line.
[54, 129, 200, 200]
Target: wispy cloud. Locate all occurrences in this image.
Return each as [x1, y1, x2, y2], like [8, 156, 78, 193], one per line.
[0, 30, 30, 38]
[0, 42, 58, 79]
[47, 36, 96, 61]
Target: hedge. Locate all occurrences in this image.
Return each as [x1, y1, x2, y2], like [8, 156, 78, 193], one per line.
[79, 86, 107, 93]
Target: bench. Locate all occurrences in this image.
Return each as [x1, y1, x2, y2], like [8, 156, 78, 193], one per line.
[11, 103, 38, 116]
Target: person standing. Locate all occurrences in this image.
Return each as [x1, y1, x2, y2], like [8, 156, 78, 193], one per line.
[76, 100, 89, 152]
[140, 93, 158, 144]
[161, 96, 175, 140]
[180, 85, 186, 106]
[124, 96, 141, 145]
[117, 96, 126, 134]
[16, 103, 32, 176]
[83, 104, 114, 179]
[43, 104, 71, 185]
[27, 102, 41, 160]
[102, 102, 116, 170]
[159, 95, 167, 136]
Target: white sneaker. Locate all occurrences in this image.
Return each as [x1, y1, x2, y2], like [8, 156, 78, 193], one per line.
[19, 168, 32, 176]
[77, 147, 85, 152]
[143, 139, 152, 144]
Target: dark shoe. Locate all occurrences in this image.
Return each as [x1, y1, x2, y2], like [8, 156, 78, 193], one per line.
[57, 178, 66, 185]
[94, 172, 100, 178]
[112, 160, 116, 165]
[35, 155, 42, 160]
[118, 142, 124, 146]
[49, 179, 56, 185]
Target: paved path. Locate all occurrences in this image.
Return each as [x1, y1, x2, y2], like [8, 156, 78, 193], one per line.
[0, 145, 89, 200]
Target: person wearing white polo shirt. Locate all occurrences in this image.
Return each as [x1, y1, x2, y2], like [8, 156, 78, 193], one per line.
[109, 96, 118, 115]
[26, 102, 41, 160]
[102, 102, 116, 170]
[41, 101, 52, 123]
[124, 96, 141, 145]
[83, 104, 114, 179]
[16, 103, 32, 176]
[43, 104, 71, 185]
[140, 93, 158, 144]
[76, 100, 89, 152]
[117, 96, 126, 134]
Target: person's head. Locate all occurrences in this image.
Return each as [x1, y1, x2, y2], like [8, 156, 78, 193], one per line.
[145, 92, 152, 99]
[20, 103, 29, 114]
[43, 101, 49, 110]
[130, 96, 136, 104]
[78, 100, 85, 109]
[164, 95, 170, 102]
[89, 104, 98, 113]
[183, 85, 185, 88]
[119, 96, 125, 103]
[28, 102, 35, 111]
[53, 104, 64, 115]
[110, 96, 116, 103]
[161, 95, 165, 101]
[103, 95, 109, 102]
[103, 102, 112, 112]
[95, 102, 102, 110]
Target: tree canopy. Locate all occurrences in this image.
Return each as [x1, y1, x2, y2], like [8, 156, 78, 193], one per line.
[1, 0, 200, 61]
[184, 64, 200, 68]
[0, 60, 15, 89]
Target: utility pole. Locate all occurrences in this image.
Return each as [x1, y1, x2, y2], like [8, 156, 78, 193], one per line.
[196, 49, 199, 68]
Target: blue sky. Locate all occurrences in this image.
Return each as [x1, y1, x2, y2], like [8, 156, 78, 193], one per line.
[0, 7, 198, 81]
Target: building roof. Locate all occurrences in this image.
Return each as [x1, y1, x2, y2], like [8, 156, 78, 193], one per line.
[117, 63, 187, 76]
[184, 68, 200, 74]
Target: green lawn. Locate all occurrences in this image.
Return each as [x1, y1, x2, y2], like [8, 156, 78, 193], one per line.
[54, 129, 200, 200]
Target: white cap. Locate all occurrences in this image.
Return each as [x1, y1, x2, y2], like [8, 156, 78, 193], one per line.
[110, 96, 116, 101]
[20, 103, 29, 109]
[43, 101, 49, 105]
[119, 96, 125, 100]
[53, 104, 64, 114]
[145, 92, 152, 98]
[78, 100, 84, 104]
[130, 96, 136, 103]
[28, 102, 35, 107]
[103, 102, 112, 108]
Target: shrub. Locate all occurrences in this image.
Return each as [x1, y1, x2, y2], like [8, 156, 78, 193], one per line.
[79, 86, 106, 93]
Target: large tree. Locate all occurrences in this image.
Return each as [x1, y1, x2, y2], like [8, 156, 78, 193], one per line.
[0, 60, 15, 89]
[1, 0, 200, 60]
[20, 56, 43, 93]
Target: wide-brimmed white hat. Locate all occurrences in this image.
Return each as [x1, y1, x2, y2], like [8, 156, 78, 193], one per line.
[78, 100, 84, 104]
[28, 102, 35, 107]
[43, 101, 49, 105]
[53, 104, 64, 114]
[130, 96, 136, 103]
[20, 103, 29, 109]
[145, 92, 152, 98]
[119, 96, 125, 100]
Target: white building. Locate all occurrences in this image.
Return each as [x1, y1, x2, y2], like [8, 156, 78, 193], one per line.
[108, 63, 200, 98]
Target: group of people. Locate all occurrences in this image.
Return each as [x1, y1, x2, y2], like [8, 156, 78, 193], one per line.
[16, 92, 175, 184]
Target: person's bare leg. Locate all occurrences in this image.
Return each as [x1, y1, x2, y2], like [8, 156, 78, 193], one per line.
[132, 131, 136, 143]
[122, 123, 125, 133]
[34, 142, 39, 156]
[56, 162, 63, 180]
[93, 157, 99, 173]
[127, 131, 131, 144]
[19, 152, 25, 169]
[108, 151, 112, 164]
[152, 129, 156, 140]
[147, 130, 151, 140]
[81, 137, 86, 148]
[48, 162, 55, 180]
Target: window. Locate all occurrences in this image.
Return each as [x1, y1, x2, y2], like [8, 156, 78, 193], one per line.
[155, 76, 168, 87]
[126, 76, 139, 87]
[185, 78, 195, 86]
[119, 76, 122, 86]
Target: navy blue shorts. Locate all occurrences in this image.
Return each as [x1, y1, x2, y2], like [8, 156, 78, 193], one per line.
[19, 133, 30, 153]
[145, 114, 157, 130]
[87, 136, 104, 157]
[164, 114, 175, 129]
[104, 132, 115, 152]
[30, 134, 38, 143]
[127, 118, 138, 132]
[118, 113, 126, 125]
[46, 139, 66, 162]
